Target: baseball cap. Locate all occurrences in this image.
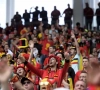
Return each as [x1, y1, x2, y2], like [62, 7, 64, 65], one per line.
[21, 77, 34, 84]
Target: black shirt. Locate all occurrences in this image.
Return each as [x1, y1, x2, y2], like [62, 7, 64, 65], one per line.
[23, 13, 30, 22]
[34, 43, 42, 56]
[32, 10, 40, 21]
[68, 67, 75, 85]
[40, 10, 48, 21]
[14, 14, 21, 23]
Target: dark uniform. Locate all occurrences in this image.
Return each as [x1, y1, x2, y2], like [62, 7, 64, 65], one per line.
[95, 3, 100, 30]
[84, 4, 94, 30]
[13, 12, 21, 28]
[23, 12, 30, 26]
[14, 14, 21, 23]
[51, 9, 60, 25]
[32, 10, 40, 22]
[40, 10, 48, 26]
[63, 8, 73, 29]
[31, 8, 40, 27]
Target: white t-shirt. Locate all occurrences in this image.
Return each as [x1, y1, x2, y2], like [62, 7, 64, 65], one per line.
[71, 54, 80, 74]
[6, 49, 13, 57]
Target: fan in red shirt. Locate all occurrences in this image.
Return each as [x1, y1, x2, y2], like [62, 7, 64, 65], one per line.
[18, 41, 70, 89]
[41, 38, 53, 55]
[74, 57, 89, 84]
[43, 46, 56, 69]
[20, 55, 70, 89]
[40, 29, 54, 56]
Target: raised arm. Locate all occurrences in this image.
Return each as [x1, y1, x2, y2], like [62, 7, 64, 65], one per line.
[58, 52, 70, 87]
[0, 66, 13, 90]
[19, 56, 43, 78]
[28, 40, 34, 63]
[71, 31, 80, 55]
[12, 39, 20, 50]
[18, 41, 44, 78]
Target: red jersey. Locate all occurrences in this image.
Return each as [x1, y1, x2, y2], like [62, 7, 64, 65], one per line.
[43, 57, 49, 66]
[88, 85, 100, 90]
[96, 43, 100, 50]
[80, 45, 89, 57]
[41, 39, 53, 55]
[25, 62, 69, 87]
[74, 70, 82, 84]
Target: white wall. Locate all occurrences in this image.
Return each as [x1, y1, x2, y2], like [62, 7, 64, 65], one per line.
[0, 0, 6, 28]
[73, 0, 83, 27]
[6, 0, 15, 26]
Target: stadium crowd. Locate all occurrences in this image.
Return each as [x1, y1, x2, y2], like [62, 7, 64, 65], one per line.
[0, 2, 100, 90]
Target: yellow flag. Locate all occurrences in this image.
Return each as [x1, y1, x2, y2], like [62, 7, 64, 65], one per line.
[79, 54, 83, 70]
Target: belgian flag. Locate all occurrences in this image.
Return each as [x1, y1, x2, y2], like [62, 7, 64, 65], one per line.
[18, 38, 28, 49]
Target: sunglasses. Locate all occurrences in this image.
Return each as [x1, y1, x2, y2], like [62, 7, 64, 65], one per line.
[22, 81, 31, 85]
